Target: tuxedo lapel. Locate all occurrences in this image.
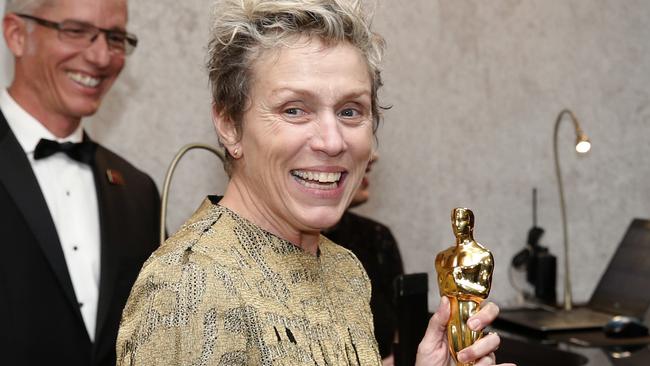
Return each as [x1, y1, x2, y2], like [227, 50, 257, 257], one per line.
[0, 112, 82, 319]
[92, 144, 120, 344]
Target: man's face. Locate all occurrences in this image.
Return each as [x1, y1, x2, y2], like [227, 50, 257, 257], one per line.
[15, 0, 127, 121]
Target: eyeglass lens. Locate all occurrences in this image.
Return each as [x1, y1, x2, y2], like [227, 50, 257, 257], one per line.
[58, 20, 135, 54]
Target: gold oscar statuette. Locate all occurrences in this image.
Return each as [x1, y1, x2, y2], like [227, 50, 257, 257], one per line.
[435, 208, 494, 366]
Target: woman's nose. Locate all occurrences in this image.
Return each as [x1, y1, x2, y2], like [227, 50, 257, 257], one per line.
[310, 112, 347, 156]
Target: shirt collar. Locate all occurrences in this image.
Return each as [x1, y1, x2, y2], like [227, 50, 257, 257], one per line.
[0, 89, 84, 155]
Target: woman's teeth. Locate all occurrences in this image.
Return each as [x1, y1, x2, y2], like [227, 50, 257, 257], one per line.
[291, 170, 342, 189]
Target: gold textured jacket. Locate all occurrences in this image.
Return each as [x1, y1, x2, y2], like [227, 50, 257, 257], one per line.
[116, 197, 381, 365]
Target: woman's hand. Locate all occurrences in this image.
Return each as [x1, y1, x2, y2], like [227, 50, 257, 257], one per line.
[414, 296, 516, 366]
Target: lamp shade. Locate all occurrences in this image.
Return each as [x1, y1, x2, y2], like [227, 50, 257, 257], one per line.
[575, 136, 591, 154]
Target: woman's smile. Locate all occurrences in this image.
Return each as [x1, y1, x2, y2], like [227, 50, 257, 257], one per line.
[290, 169, 344, 190]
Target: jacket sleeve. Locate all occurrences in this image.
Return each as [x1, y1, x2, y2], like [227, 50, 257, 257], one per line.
[115, 247, 245, 366]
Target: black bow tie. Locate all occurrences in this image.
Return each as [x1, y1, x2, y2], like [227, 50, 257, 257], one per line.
[34, 138, 97, 165]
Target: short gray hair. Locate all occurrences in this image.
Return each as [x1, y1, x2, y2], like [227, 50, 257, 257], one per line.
[207, 0, 386, 170]
[4, 0, 53, 14]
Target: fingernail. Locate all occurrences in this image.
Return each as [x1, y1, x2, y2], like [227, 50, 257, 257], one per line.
[468, 318, 480, 330]
[457, 351, 468, 363]
[438, 296, 448, 309]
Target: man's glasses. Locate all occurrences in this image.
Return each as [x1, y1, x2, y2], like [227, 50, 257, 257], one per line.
[16, 13, 138, 55]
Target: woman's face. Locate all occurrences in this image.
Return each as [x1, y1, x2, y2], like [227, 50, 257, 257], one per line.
[233, 37, 373, 236]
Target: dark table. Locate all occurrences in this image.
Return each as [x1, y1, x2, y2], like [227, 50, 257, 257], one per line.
[493, 315, 650, 365]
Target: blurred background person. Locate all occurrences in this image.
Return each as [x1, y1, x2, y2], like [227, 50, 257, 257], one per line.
[325, 153, 404, 365]
[0, 0, 159, 365]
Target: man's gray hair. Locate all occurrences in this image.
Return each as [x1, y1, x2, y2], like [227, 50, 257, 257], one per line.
[5, 0, 53, 14]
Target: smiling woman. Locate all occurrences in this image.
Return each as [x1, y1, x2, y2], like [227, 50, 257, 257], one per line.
[217, 37, 374, 251]
[115, 1, 510, 365]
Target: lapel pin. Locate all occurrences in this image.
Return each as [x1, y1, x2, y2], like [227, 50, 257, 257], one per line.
[106, 169, 125, 186]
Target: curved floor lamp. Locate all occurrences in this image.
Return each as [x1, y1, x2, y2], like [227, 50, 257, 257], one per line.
[554, 109, 591, 311]
[159, 143, 226, 244]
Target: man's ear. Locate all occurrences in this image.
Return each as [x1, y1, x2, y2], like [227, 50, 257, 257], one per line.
[212, 105, 240, 150]
[3, 14, 28, 57]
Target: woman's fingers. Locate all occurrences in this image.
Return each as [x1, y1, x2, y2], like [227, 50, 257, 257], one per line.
[420, 296, 450, 344]
[416, 298, 516, 366]
[473, 353, 496, 366]
[456, 332, 500, 363]
[431, 296, 451, 331]
[474, 354, 517, 366]
[467, 301, 500, 331]
[416, 296, 450, 357]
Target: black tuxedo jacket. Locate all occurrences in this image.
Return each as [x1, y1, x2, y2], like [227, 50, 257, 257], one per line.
[0, 111, 160, 366]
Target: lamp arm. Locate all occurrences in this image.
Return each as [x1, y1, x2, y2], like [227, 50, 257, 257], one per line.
[558, 109, 584, 136]
[159, 143, 225, 245]
[554, 109, 575, 311]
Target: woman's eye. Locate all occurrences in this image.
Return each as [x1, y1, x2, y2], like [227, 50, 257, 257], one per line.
[339, 108, 360, 118]
[283, 107, 306, 116]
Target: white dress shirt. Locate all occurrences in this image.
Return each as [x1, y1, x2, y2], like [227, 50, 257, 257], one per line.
[1, 89, 100, 342]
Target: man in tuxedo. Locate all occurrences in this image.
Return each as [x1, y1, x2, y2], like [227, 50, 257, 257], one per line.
[0, 0, 159, 365]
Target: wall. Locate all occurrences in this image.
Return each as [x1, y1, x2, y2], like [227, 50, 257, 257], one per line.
[2, 0, 649, 309]
[0, 0, 11, 87]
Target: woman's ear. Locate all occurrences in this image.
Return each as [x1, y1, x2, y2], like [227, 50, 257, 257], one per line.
[3, 14, 28, 57]
[212, 105, 241, 157]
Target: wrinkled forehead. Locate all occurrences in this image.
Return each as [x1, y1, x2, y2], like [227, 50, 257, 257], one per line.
[35, 0, 128, 28]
